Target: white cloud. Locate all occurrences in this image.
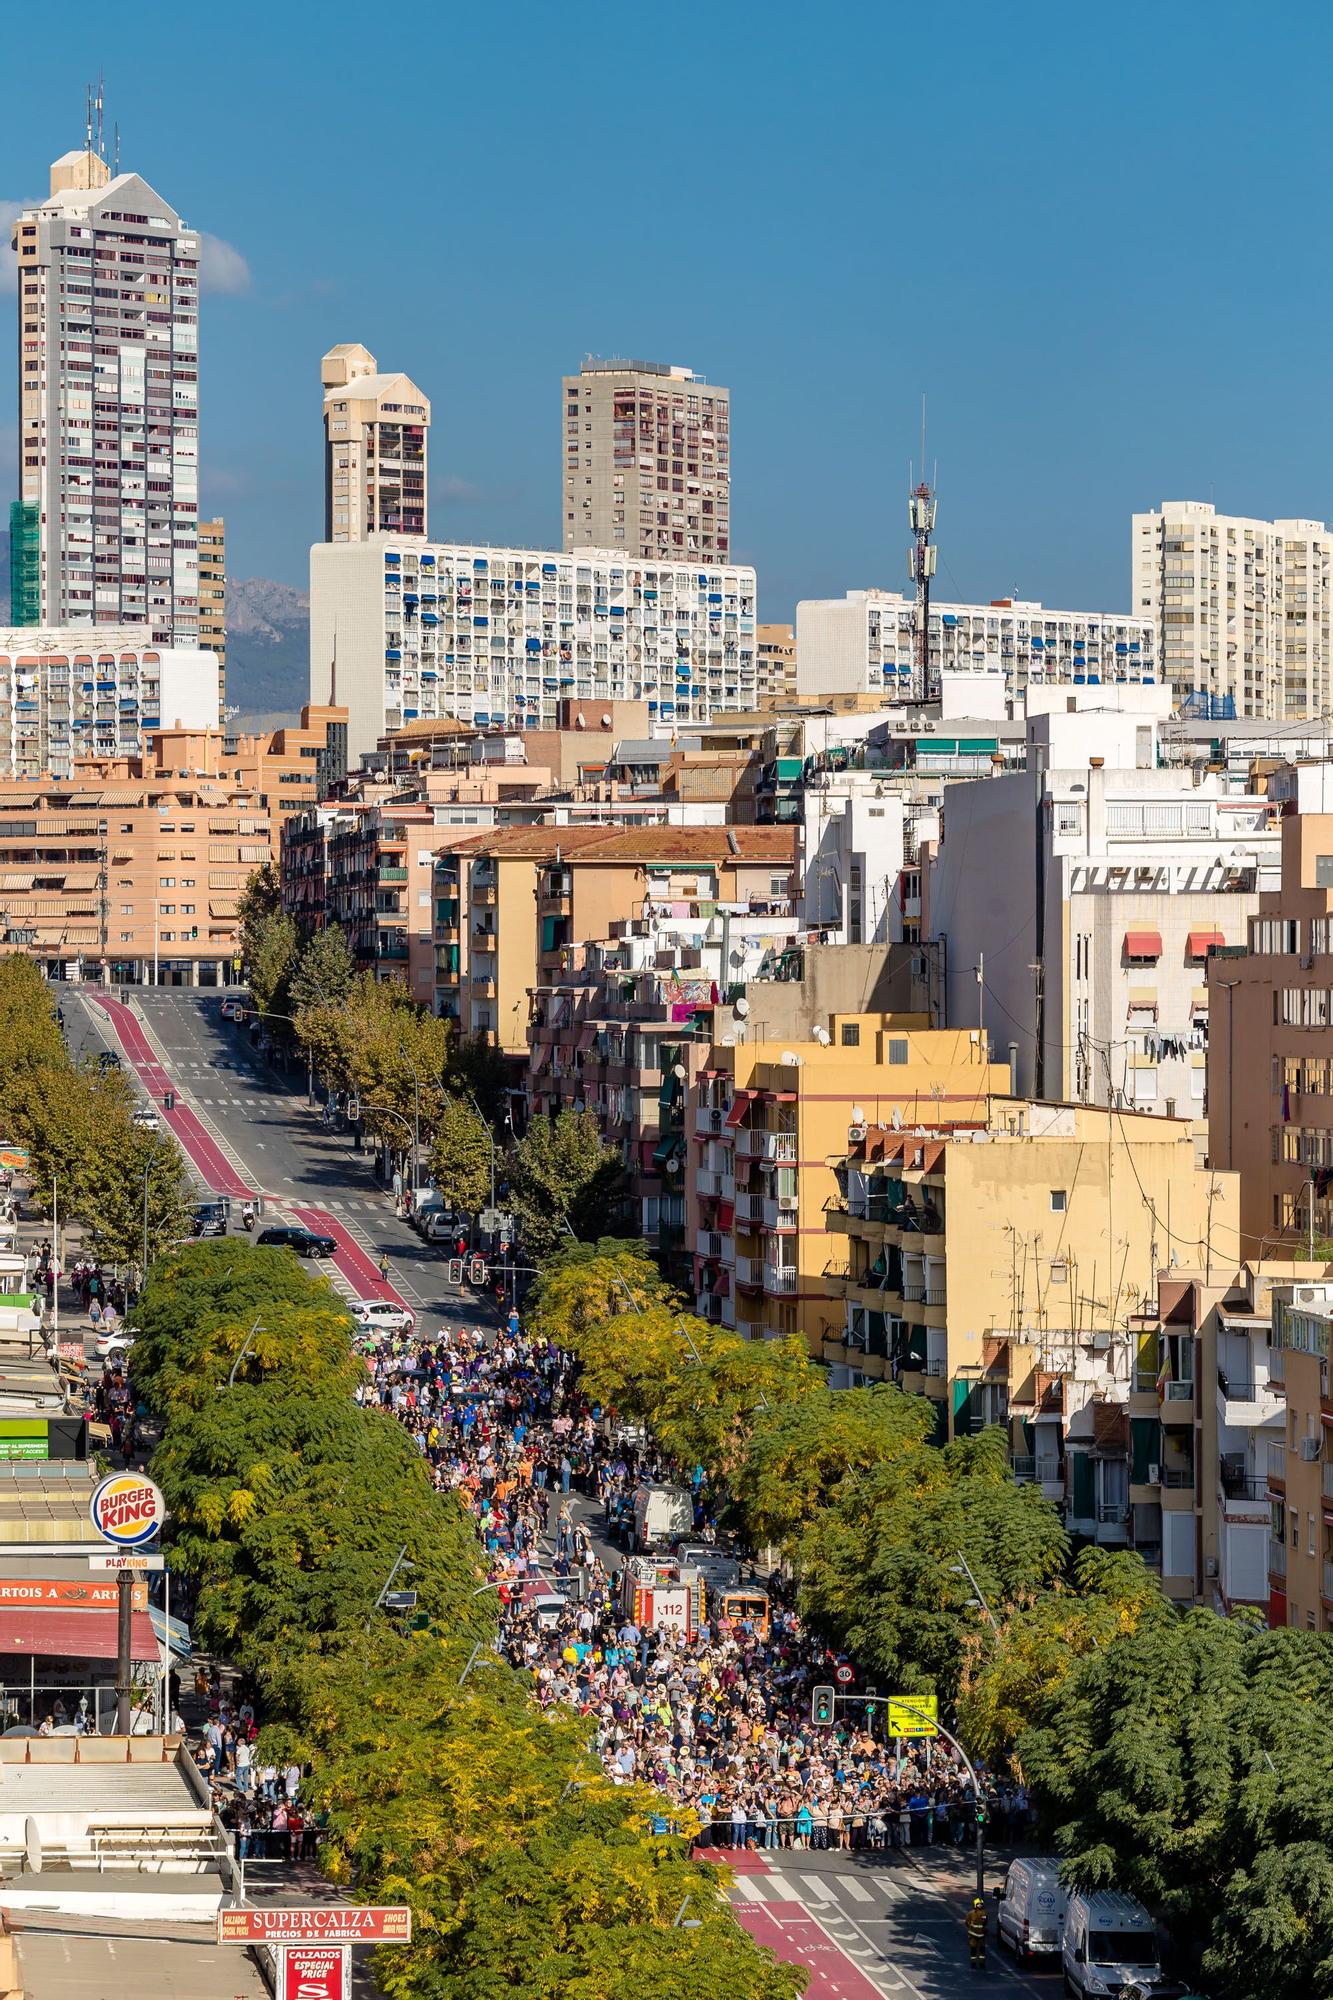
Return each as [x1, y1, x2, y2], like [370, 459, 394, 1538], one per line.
[197, 232, 251, 295]
[0, 200, 39, 294]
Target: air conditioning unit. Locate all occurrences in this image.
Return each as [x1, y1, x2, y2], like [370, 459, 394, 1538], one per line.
[1087, 1330, 1111, 1351]
[1147, 1463, 1160, 1485]
[1295, 1286, 1321, 1305]
[1205, 1556, 1219, 1578]
[1299, 1435, 1321, 1461]
[778, 1194, 798, 1213]
[1301, 954, 1315, 971]
[848, 1121, 867, 1141]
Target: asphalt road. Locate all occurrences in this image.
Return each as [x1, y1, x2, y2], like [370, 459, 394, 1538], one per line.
[64, 986, 482, 1332]
[62, 985, 1056, 2000]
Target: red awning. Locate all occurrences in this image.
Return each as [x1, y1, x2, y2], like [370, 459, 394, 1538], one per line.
[0, 1607, 159, 1662]
[577, 1026, 596, 1050]
[1187, 929, 1225, 959]
[717, 1199, 735, 1229]
[724, 1093, 752, 1127]
[1125, 930, 1162, 960]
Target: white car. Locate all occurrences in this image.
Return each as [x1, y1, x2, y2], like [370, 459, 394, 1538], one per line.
[131, 1106, 161, 1130]
[95, 1330, 135, 1362]
[348, 1299, 415, 1336]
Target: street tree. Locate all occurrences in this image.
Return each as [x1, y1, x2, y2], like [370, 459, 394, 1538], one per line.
[289, 923, 355, 1015]
[428, 1096, 494, 1217]
[509, 1110, 626, 1259]
[446, 1032, 513, 1127]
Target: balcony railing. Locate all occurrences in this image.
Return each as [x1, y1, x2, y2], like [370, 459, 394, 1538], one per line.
[1267, 1441, 1287, 1483]
[1269, 1539, 1287, 1578]
[1324, 1558, 1333, 1604]
[1097, 1503, 1130, 1525]
[694, 1106, 725, 1137]
[1164, 1380, 1195, 1402]
[1325, 1460, 1333, 1501]
[763, 1264, 798, 1295]
[762, 1198, 798, 1231]
[924, 1285, 947, 1306]
[1160, 1467, 1194, 1489]
[1012, 1455, 1064, 1483]
[736, 1255, 765, 1287]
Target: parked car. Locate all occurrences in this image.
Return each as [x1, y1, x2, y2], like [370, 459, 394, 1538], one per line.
[220, 998, 237, 1019]
[349, 1298, 415, 1336]
[996, 1856, 1068, 1961]
[96, 1050, 122, 1071]
[95, 1330, 135, 1362]
[131, 1106, 161, 1130]
[421, 1210, 461, 1244]
[1061, 1889, 1167, 1999]
[256, 1224, 337, 1260]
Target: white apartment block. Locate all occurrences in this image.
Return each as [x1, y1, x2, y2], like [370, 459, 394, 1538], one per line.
[10, 147, 200, 643]
[321, 344, 430, 542]
[310, 538, 758, 763]
[796, 590, 1156, 702]
[928, 704, 1280, 1112]
[1133, 501, 1332, 722]
[563, 359, 730, 563]
[0, 629, 219, 780]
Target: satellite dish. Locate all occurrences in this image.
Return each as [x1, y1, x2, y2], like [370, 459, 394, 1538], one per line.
[812, 1026, 830, 1046]
[780, 1051, 800, 1066]
[721, 1033, 736, 1047]
[850, 1106, 866, 1126]
[575, 715, 586, 729]
[672, 1063, 687, 1080]
[24, 1817, 42, 1875]
[892, 1107, 903, 1130]
[733, 997, 750, 1018]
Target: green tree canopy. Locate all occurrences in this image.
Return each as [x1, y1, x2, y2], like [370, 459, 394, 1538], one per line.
[509, 1111, 626, 1260]
[290, 923, 355, 1015]
[428, 1096, 494, 1216]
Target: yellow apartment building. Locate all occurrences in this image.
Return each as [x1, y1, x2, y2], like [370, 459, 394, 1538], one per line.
[819, 1100, 1238, 1469]
[689, 1020, 1007, 1350]
[198, 518, 227, 708]
[443, 825, 798, 1052]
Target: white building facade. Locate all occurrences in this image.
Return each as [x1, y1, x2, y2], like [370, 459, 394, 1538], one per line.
[796, 590, 1155, 703]
[10, 147, 200, 643]
[1132, 500, 1333, 721]
[310, 538, 758, 763]
[928, 706, 1281, 1112]
[0, 630, 219, 780]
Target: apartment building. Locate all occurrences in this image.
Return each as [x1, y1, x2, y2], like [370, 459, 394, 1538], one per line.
[756, 624, 796, 705]
[81, 704, 348, 828]
[310, 538, 759, 763]
[929, 702, 1279, 1108]
[440, 825, 798, 1049]
[527, 901, 803, 1256]
[796, 590, 1156, 703]
[688, 1024, 1006, 1352]
[1207, 801, 1333, 1259]
[1122, 1262, 1321, 1614]
[321, 345, 430, 543]
[0, 770, 270, 983]
[198, 518, 226, 706]
[1132, 500, 1333, 720]
[10, 145, 200, 642]
[822, 1099, 1238, 1481]
[1266, 1283, 1333, 1632]
[562, 359, 729, 562]
[0, 627, 218, 781]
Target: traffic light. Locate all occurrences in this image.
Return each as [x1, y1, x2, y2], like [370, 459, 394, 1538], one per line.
[468, 1255, 488, 1285]
[448, 1258, 464, 1284]
[811, 1684, 836, 1727]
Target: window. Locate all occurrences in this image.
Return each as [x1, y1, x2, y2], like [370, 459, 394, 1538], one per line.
[1050, 1189, 1067, 1213]
[160, 875, 175, 888]
[841, 1024, 860, 1048]
[887, 1038, 908, 1064]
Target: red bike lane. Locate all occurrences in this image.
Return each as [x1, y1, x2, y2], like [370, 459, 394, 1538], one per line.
[730, 1893, 892, 2000]
[85, 993, 256, 1199]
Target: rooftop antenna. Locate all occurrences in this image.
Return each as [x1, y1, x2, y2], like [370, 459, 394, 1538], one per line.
[95, 71, 105, 161]
[113, 123, 120, 176]
[907, 393, 938, 703]
[85, 84, 93, 152]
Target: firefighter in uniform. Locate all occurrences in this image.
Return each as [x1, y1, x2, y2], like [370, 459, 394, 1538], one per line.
[965, 1895, 988, 1969]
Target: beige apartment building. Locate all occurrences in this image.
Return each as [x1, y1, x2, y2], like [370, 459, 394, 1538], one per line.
[756, 623, 796, 705]
[1266, 1283, 1333, 1632]
[198, 518, 226, 706]
[1133, 500, 1333, 719]
[0, 771, 271, 984]
[563, 359, 730, 562]
[81, 705, 348, 831]
[1207, 804, 1333, 1258]
[322, 344, 430, 541]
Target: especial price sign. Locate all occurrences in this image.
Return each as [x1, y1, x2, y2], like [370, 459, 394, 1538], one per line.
[89, 1473, 167, 1548]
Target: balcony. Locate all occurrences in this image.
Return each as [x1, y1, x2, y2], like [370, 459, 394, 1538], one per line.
[1160, 1379, 1195, 1424]
[1325, 1460, 1333, 1502]
[1269, 1539, 1287, 1579]
[696, 1168, 723, 1198]
[471, 974, 497, 997]
[377, 865, 408, 883]
[694, 1106, 725, 1138]
[1324, 1559, 1333, 1605]
[471, 884, 497, 907]
[695, 1229, 727, 1261]
[735, 1128, 796, 1161]
[762, 1197, 799, 1232]
[736, 1193, 766, 1229]
[763, 1264, 798, 1296]
[736, 1254, 765, 1288]
[1217, 1371, 1285, 1430]
[1266, 1440, 1287, 1485]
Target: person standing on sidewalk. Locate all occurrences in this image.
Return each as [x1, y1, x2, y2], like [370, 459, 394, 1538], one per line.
[966, 1896, 988, 1970]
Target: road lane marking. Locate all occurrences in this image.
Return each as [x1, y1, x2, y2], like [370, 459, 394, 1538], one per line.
[837, 1874, 875, 1902]
[800, 1874, 835, 1901]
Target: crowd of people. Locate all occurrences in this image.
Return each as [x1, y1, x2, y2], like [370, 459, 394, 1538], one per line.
[357, 1316, 1028, 1852]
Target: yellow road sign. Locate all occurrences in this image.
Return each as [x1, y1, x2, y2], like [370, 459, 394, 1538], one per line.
[887, 1694, 938, 1738]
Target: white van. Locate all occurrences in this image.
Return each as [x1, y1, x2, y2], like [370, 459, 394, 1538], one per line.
[996, 1855, 1068, 1959]
[1062, 1889, 1165, 1998]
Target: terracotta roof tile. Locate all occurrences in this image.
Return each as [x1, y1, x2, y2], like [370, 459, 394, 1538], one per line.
[449, 824, 798, 863]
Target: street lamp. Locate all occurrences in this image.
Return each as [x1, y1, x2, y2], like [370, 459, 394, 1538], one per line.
[950, 1551, 1000, 1635]
[671, 1896, 702, 1930]
[396, 1041, 423, 1197]
[223, 1316, 265, 1390]
[365, 1545, 416, 1633]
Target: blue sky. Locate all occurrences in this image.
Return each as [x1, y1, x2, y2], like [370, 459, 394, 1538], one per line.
[3, 0, 1329, 617]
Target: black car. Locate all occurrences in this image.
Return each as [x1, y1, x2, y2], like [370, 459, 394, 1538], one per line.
[190, 1203, 229, 1238]
[256, 1224, 337, 1260]
[96, 1050, 122, 1070]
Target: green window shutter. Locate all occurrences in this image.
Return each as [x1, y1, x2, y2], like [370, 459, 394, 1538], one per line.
[1071, 1452, 1095, 1515]
[1131, 1418, 1158, 1483]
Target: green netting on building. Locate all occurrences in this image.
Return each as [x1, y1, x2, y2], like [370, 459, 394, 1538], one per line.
[8, 503, 39, 626]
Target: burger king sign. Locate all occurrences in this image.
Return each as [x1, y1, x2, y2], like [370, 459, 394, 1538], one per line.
[90, 1473, 167, 1549]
